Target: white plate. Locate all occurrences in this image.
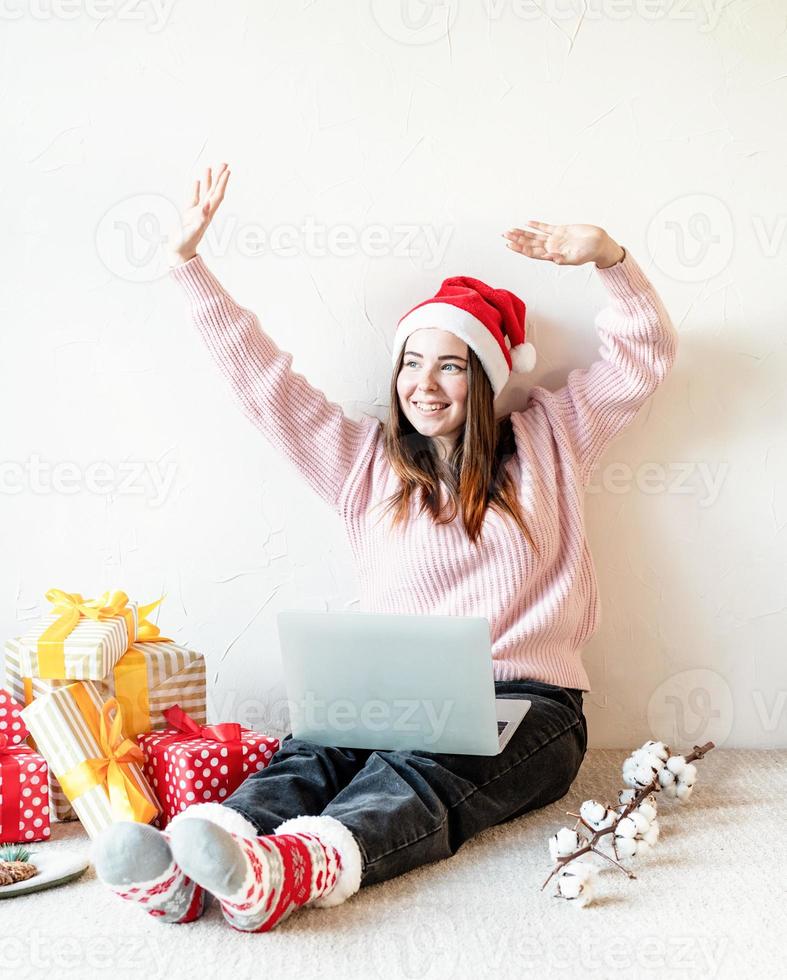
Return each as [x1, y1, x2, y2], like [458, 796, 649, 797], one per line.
[0, 849, 90, 898]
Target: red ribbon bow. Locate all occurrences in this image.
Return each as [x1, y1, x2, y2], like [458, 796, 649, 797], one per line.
[0, 734, 37, 842]
[161, 705, 243, 745]
[152, 706, 245, 805]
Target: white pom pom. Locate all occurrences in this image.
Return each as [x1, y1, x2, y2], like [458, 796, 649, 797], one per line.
[615, 816, 637, 839]
[510, 341, 537, 373]
[618, 788, 636, 806]
[615, 837, 638, 859]
[666, 755, 686, 775]
[675, 782, 693, 803]
[549, 826, 580, 860]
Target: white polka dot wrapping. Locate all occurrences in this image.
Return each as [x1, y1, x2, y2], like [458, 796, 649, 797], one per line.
[0, 743, 51, 843]
[0, 687, 30, 746]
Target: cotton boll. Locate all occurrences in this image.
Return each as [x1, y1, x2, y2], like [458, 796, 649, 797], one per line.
[629, 811, 651, 835]
[658, 768, 676, 787]
[615, 816, 637, 839]
[636, 800, 658, 823]
[618, 789, 636, 806]
[580, 800, 607, 825]
[643, 821, 660, 846]
[641, 740, 669, 761]
[679, 763, 698, 787]
[556, 861, 597, 908]
[615, 836, 638, 859]
[666, 755, 687, 775]
[662, 781, 678, 799]
[630, 748, 664, 774]
[549, 827, 580, 861]
[631, 765, 656, 788]
[676, 782, 694, 803]
[637, 839, 651, 856]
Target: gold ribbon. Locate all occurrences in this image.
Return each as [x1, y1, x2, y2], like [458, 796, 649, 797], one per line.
[36, 589, 136, 679]
[58, 691, 159, 825]
[35, 589, 171, 680]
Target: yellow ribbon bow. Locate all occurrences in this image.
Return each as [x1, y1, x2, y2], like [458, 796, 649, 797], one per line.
[36, 589, 171, 679]
[58, 696, 159, 825]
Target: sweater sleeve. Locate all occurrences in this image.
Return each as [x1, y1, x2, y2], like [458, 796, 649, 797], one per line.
[526, 248, 679, 488]
[169, 255, 372, 515]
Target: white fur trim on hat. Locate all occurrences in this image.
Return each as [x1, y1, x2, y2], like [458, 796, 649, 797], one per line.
[166, 801, 259, 838]
[273, 814, 363, 908]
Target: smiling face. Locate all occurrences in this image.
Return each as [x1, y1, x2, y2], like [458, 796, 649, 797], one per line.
[396, 327, 470, 458]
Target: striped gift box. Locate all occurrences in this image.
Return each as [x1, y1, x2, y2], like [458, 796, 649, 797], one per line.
[15, 602, 139, 681]
[4, 638, 207, 822]
[19, 681, 160, 840]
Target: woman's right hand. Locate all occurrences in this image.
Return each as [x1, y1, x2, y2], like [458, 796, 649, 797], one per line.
[166, 162, 231, 267]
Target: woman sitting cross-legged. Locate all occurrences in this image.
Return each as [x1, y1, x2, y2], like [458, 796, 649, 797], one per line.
[93, 162, 678, 932]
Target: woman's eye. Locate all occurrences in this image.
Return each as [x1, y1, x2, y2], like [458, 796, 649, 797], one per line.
[405, 361, 460, 371]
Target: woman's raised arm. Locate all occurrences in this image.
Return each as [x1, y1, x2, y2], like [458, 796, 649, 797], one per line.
[167, 164, 376, 515]
[503, 221, 679, 489]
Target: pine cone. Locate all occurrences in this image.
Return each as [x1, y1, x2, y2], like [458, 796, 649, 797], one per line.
[0, 860, 39, 886]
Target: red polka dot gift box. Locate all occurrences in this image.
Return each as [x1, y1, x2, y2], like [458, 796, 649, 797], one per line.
[0, 687, 51, 843]
[136, 704, 280, 828]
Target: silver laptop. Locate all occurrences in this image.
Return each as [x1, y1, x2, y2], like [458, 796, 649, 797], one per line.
[276, 610, 531, 756]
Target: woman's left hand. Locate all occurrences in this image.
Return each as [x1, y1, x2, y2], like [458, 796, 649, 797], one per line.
[502, 221, 625, 268]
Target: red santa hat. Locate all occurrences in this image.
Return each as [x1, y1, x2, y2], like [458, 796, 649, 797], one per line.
[392, 275, 536, 396]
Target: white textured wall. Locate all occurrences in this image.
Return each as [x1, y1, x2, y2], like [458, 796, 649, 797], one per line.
[2, 1, 785, 749]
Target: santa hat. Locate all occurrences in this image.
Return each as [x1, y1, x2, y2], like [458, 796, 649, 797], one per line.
[392, 275, 536, 396]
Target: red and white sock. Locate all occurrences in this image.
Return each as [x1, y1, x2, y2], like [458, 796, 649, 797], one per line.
[93, 823, 206, 924]
[168, 811, 363, 933]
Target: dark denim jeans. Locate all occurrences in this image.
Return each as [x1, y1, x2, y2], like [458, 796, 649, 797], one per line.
[223, 678, 587, 887]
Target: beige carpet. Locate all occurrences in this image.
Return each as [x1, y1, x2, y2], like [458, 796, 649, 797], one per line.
[3, 749, 784, 980]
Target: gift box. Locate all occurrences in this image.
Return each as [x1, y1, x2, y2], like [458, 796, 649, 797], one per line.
[13, 589, 144, 681]
[137, 705, 279, 828]
[20, 682, 160, 840]
[5, 637, 207, 823]
[0, 688, 51, 843]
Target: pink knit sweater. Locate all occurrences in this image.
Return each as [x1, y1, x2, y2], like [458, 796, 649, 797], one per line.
[170, 251, 678, 693]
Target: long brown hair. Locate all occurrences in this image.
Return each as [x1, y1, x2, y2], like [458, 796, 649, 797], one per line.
[371, 345, 539, 554]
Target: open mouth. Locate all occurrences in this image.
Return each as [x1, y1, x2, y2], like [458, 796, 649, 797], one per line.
[413, 401, 449, 415]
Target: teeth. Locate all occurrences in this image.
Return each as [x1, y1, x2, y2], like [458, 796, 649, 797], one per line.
[415, 402, 448, 412]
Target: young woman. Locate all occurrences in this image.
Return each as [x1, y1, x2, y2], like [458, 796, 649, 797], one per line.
[94, 162, 678, 932]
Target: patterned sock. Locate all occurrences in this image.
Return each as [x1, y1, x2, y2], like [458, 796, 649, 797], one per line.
[169, 817, 344, 932]
[93, 821, 207, 924]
